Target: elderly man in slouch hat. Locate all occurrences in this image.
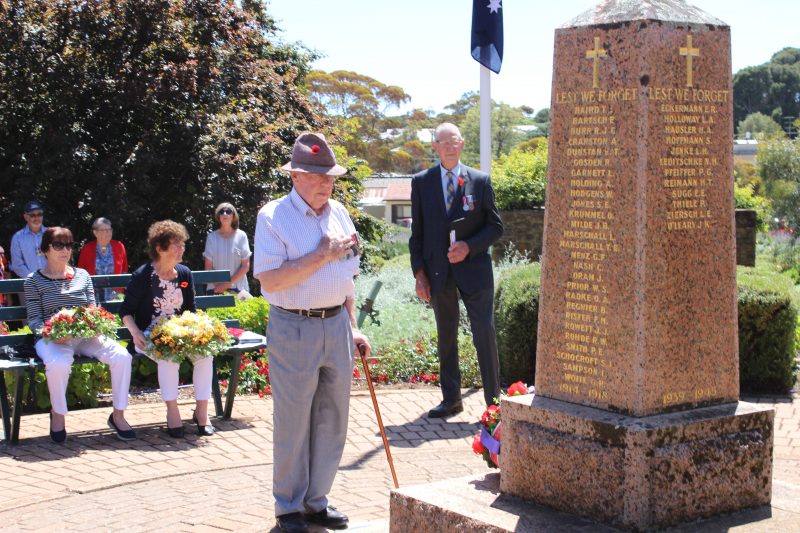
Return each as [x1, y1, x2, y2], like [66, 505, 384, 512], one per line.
[254, 132, 371, 533]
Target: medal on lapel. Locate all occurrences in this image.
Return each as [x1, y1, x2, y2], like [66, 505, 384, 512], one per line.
[463, 195, 474, 212]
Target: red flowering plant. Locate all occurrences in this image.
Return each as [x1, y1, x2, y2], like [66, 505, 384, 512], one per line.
[364, 337, 440, 385]
[40, 305, 119, 342]
[219, 349, 272, 397]
[472, 381, 535, 468]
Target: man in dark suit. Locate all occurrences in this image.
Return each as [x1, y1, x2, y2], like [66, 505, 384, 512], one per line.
[409, 122, 503, 416]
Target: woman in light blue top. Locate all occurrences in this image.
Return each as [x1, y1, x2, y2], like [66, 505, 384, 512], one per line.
[203, 203, 252, 295]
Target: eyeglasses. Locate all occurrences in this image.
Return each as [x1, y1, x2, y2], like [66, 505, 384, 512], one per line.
[218, 208, 234, 215]
[169, 241, 186, 249]
[50, 242, 75, 251]
[94, 228, 112, 233]
[27, 212, 44, 218]
[434, 141, 462, 148]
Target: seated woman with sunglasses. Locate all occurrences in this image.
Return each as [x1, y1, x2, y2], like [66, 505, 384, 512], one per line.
[203, 203, 251, 296]
[24, 227, 135, 443]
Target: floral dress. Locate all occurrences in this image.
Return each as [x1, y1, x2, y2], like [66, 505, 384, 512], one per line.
[141, 269, 183, 359]
[148, 270, 183, 329]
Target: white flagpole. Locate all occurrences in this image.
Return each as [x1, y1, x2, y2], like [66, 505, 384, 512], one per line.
[480, 65, 491, 173]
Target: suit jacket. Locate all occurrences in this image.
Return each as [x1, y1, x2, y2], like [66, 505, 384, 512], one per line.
[409, 164, 503, 296]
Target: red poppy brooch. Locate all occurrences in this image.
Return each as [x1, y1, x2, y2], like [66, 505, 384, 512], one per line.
[311, 145, 320, 155]
[179, 281, 189, 288]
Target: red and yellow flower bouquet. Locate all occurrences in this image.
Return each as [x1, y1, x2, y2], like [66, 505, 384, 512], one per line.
[40, 305, 119, 342]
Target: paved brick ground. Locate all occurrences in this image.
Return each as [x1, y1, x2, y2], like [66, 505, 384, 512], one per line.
[0, 388, 797, 532]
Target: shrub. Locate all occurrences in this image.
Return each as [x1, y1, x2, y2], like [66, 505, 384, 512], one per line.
[206, 296, 270, 334]
[367, 334, 481, 387]
[757, 236, 800, 284]
[734, 184, 771, 232]
[737, 266, 798, 393]
[494, 262, 542, 384]
[491, 143, 548, 210]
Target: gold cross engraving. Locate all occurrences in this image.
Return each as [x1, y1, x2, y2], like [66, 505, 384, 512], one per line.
[679, 34, 700, 88]
[585, 36, 607, 89]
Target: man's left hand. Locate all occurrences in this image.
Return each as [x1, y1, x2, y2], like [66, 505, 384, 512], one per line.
[353, 330, 372, 357]
[447, 241, 469, 263]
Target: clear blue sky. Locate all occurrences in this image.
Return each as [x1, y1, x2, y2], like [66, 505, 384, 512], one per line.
[268, 0, 800, 115]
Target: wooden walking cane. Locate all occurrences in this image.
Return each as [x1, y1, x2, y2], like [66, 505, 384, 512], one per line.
[358, 343, 399, 488]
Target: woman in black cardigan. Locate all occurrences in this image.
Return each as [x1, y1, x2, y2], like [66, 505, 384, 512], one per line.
[120, 220, 215, 438]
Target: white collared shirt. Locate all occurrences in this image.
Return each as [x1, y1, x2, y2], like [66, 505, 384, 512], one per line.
[254, 189, 359, 309]
[440, 162, 462, 210]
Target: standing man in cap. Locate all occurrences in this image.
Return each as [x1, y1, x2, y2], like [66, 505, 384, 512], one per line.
[11, 200, 48, 279]
[410, 122, 503, 415]
[254, 132, 371, 533]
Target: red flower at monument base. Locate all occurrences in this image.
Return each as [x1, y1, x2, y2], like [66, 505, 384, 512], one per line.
[472, 435, 486, 454]
[472, 381, 534, 469]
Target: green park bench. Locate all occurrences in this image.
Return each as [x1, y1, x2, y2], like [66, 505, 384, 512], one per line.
[0, 270, 266, 444]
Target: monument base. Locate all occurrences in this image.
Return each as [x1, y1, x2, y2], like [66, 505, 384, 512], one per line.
[389, 472, 616, 532]
[500, 395, 775, 532]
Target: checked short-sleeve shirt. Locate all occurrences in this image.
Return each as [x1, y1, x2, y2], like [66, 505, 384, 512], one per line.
[254, 189, 360, 310]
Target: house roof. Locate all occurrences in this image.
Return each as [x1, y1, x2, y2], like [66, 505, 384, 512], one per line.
[360, 176, 413, 204]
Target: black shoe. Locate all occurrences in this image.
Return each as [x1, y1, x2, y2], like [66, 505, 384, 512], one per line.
[304, 505, 348, 529]
[276, 512, 310, 533]
[427, 400, 464, 418]
[49, 412, 67, 444]
[107, 414, 137, 441]
[165, 420, 185, 439]
[192, 412, 216, 436]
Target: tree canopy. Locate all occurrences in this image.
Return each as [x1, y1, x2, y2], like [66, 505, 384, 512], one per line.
[0, 0, 325, 268]
[737, 112, 787, 140]
[305, 69, 410, 171]
[756, 138, 800, 231]
[733, 47, 800, 137]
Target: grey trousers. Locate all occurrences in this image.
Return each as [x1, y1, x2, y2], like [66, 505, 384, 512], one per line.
[268, 305, 354, 517]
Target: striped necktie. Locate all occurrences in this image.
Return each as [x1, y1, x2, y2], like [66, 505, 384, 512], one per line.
[445, 171, 456, 211]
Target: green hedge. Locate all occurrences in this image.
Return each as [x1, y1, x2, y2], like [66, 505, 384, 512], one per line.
[737, 266, 798, 394]
[494, 262, 542, 384]
[492, 263, 798, 395]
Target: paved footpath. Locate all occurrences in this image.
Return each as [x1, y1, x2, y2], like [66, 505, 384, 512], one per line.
[0, 388, 798, 532]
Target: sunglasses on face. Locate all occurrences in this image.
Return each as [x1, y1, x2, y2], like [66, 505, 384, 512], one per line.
[218, 208, 234, 215]
[50, 242, 75, 251]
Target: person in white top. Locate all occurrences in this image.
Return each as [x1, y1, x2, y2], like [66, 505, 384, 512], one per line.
[254, 132, 371, 533]
[203, 202, 252, 295]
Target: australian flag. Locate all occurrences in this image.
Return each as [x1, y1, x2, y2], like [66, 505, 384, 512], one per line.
[471, 0, 503, 74]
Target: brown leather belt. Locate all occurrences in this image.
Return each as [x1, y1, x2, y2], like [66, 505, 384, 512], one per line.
[276, 303, 344, 319]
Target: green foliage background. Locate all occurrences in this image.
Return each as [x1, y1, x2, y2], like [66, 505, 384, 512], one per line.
[491, 143, 548, 210]
[737, 266, 798, 394]
[494, 262, 542, 384]
[0, 0, 324, 269]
